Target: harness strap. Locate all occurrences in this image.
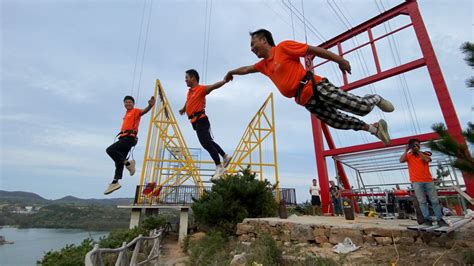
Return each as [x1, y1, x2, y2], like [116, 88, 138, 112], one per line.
[116, 130, 138, 138]
[188, 110, 205, 120]
[295, 71, 318, 105]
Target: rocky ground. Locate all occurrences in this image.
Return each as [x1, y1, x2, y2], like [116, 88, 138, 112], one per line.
[157, 217, 474, 265]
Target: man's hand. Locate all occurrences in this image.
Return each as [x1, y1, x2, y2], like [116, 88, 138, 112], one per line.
[179, 108, 185, 116]
[224, 72, 234, 82]
[140, 96, 156, 116]
[338, 59, 351, 74]
[148, 96, 156, 107]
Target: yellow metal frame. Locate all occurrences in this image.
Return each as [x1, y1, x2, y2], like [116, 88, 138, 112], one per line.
[138, 80, 279, 204]
[138, 80, 203, 204]
[226, 93, 280, 202]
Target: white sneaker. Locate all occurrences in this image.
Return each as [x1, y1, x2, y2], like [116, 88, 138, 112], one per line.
[223, 154, 232, 168]
[211, 165, 226, 181]
[374, 119, 391, 146]
[125, 160, 136, 176]
[104, 182, 121, 195]
[376, 97, 395, 112]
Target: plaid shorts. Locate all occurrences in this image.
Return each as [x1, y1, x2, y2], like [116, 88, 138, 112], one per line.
[304, 78, 381, 130]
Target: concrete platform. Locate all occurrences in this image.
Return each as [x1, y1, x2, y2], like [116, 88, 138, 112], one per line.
[118, 204, 190, 244]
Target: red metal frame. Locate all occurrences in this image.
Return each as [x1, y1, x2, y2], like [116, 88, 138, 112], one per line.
[306, 0, 473, 215]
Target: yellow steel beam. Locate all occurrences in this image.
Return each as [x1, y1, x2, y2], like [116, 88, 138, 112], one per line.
[138, 81, 279, 205]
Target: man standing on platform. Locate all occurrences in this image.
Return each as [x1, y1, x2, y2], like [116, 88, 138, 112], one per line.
[309, 179, 321, 215]
[329, 180, 343, 216]
[400, 138, 448, 227]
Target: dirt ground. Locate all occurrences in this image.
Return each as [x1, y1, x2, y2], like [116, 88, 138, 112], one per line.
[158, 233, 189, 266]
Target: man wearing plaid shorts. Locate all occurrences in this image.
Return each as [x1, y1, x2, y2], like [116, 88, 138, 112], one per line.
[224, 29, 393, 145]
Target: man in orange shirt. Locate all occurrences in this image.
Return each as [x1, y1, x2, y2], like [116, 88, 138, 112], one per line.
[104, 95, 155, 195]
[179, 69, 232, 180]
[400, 138, 447, 227]
[224, 29, 393, 145]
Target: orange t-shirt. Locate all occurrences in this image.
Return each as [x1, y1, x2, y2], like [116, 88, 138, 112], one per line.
[394, 189, 409, 196]
[406, 152, 433, 183]
[253, 40, 323, 105]
[185, 85, 207, 123]
[120, 108, 142, 138]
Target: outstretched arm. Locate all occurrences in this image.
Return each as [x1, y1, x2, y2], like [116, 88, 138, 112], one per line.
[140, 96, 156, 116]
[224, 65, 258, 82]
[307, 45, 351, 75]
[205, 79, 228, 94]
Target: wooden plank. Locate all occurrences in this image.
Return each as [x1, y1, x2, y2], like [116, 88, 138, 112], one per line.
[452, 186, 474, 204]
[434, 217, 472, 233]
[407, 224, 430, 231]
[420, 225, 441, 232]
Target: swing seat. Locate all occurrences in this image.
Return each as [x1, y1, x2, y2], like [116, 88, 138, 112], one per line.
[152, 186, 163, 197]
[142, 182, 156, 196]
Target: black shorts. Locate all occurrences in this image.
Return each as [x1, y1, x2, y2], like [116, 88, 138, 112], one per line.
[311, 196, 321, 206]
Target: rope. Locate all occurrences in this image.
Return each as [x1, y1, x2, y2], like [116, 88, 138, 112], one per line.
[300, 0, 308, 43]
[201, 0, 213, 84]
[130, 1, 148, 96]
[281, 0, 325, 42]
[201, 0, 209, 81]
[375, 0, 421, 134]
[432, 240, 457, 266]
[205, 0, 213, 83]
[262, 0, 304, 39]
[136, 0, 154, 104]
[391, 229, 399, 265]
[329, 0, 385, 121]
[289, 0, 295, 39]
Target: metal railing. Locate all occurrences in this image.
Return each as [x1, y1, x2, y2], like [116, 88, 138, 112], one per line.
[85, 228, 163, 266]
[134, 185, 297, 205]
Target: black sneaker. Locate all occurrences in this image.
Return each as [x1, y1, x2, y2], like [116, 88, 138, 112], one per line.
[437, 219, 449, 227]
[423, 220, 433, 226]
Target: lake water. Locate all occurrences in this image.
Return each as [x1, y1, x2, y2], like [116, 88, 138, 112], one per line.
[0, 227, 109, 266]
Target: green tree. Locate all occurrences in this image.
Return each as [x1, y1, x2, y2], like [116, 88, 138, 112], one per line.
[461, 42, 474, 87]
[429, 123, 474, 175]
[192, 168, 278, 235]
[428, 42, 474, 175]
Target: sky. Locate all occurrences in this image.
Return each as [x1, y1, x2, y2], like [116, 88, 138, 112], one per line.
[1, 0, 472, 203]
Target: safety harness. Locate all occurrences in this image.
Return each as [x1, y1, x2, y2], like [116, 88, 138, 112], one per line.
[116, 129, 138, 138]
[294, 70, 320, 105]
[188, 110, 205, 120]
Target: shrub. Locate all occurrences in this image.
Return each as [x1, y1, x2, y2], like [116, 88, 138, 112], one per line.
[463, 249, 474, 264]
[40, 216, 166, 265]
[188, 231, 233, 265]
[246, 234, 282, 265]
[192, 168, 278, 235]
[40, 238, 94, 266]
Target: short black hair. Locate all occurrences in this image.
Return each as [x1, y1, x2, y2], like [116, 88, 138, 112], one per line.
[186, 69, 200, 83]
[250, 29, 275, 47]
[408, 138, 420, 146]
[123, 95, 135, 103]
[312, 179, 317, 181]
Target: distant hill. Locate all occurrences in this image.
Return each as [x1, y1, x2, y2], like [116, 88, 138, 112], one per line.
[0, 190, 133, 206]
[0, 191, 49, 204]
